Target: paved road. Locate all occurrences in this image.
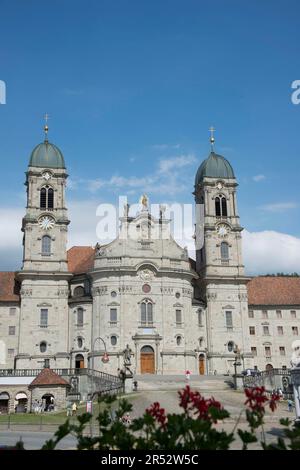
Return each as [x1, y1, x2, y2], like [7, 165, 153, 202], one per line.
[0, 430, 77, 450]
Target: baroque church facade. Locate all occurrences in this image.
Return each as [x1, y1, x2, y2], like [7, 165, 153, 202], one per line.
[0, 130, 300, 377]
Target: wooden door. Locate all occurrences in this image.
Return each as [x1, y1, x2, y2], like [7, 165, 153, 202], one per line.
[199, 355, 205, 375]
[141, 352, 155, 374]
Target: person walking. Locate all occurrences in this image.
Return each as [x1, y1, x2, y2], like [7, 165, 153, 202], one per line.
[288, 399, 294, 412]
[72, 402, 77, 416]
[185, 370, 191, 382]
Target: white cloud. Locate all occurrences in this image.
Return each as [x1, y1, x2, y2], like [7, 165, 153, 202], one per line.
[158, 154, 196, 174]
[253, 174, 266, 182]
[152, 144, 181, 151]
[260, 202, 298, 212]
[242, 230, 300, 275]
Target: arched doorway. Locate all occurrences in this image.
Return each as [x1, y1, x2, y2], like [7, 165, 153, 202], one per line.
[199, 354, 205, 375]
[266, 364, 273, 371]
[42, 393, 55, 412]
[0, 392, 10, 414]
[140, 345, 155, 374]
[15, 392, 28, 413]
[75, 354, 84, 369]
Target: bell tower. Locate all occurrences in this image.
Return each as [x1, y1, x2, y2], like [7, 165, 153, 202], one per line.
[21, 119, 69, 272]
[16, 121, 72, 369]
[194, 129, 252, 375]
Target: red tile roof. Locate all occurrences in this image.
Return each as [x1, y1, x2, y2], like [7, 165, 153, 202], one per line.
[67, 246, 95, 274]
[247, 276, 300, 306]
[29, 368, 69, 387]
[0, 272, 20, 302]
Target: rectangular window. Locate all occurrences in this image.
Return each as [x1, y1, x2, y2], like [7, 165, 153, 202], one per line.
[292, 326, 298, 336]
[176, 309, 182, 325]
[265, 346, 271, 357]
[8, 349, 14, 357]
[279, 347, 286, 356]
[277, 326, 283, 336]
[248, 310, 254, 318]
[225, 311, 233, 328]
[291, 310, 297, 319]
[77, 308, 84, 326]
[9, 326, 15, 336]
[198, 310, 203, 326]
[110, 308, 117, 324]
[263, 326, 270, 335]
[9, 307, 16, 316]
[262, 310, 268, 319]
[249, 326, 255, 335]
[276, 310, 282, 319]
[40, 309, 48, 327]
[251, 347, 257, 356]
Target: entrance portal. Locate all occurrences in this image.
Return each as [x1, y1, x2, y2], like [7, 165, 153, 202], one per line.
[199, 354, 205, 375]
[0, 392, 9, 414]
[140, 345, 155, 374]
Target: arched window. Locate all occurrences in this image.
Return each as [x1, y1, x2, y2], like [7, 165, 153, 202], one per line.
[215, 195, 227, 217]
[48, 188, 54, 209]
[220, 242, 229, 260]
[41, 235, 51, 255]
[111, 335, 117, 346]
[227, 341, 235, 352]
[40, 341, 47, 353]
[140, 300, 153, 325]
[198, 309, 203, 326]
[77, 308, 84, 326]
[74, 286, 85, 297]
[176, 335, 182, 346]
[77, 337, 83, 349]
[40, 186, 54, 210]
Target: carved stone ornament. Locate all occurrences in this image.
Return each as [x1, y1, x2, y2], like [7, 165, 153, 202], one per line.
[138, 268, 155, 282]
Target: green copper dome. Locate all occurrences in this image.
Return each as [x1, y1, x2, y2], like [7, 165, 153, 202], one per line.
[29, 140, 65, 169]
[195, 151, 234, 185]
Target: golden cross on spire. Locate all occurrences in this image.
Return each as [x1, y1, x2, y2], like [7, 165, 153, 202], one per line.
[209, 126, 215, 151]
[44, 113, 49, 141]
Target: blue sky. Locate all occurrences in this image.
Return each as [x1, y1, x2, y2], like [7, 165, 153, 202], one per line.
[0, 0, 300, 273]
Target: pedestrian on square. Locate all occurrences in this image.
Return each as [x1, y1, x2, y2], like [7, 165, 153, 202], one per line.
[288, 399, 293, 412]
[185, 370, 191, 382]
[72, 402, 77, 416]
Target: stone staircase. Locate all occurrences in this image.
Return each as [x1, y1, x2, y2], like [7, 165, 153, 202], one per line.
[134, 374, 233, 391]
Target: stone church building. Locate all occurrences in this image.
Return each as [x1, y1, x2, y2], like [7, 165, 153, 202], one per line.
[0, 130, 300, 383]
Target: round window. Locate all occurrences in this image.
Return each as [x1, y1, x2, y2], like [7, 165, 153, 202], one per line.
[111, 291, 117, 298]
[111, 335, 117, 346]
[142, 284, 151, 293]
[175, 292, 181, 299]
[40, 342, 47, 353]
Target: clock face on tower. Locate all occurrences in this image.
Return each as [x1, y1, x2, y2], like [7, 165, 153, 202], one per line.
[39, 216, 55, 231]
[216, 223, 230, 237]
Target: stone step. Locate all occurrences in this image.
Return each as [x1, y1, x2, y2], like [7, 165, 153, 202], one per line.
[133, 375, 233, 391]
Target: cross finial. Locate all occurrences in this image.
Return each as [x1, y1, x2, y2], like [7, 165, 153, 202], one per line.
[209, 126, 215, 151]
[44, 113, 49, 141]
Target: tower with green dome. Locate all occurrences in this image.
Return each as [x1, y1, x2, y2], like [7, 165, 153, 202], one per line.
[193, 129, 252, 375]
[16, 122, 72, 369]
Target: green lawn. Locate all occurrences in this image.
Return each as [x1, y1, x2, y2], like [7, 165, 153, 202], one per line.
[0, 393, 135, 426]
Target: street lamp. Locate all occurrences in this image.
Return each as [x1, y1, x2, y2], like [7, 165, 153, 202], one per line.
[91, 336, 109, 372]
